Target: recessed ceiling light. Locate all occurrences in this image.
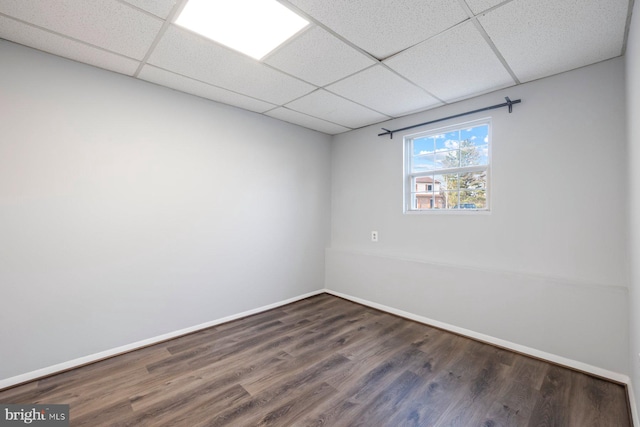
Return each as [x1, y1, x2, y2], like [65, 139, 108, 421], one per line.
[175, 0, 309, 60]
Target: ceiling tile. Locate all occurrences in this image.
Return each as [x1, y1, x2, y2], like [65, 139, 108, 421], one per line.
[120, 0, 177, 18]
[285, 90, 389, 128]
[284, 0, 468, 59]
[0, 15, 140, 75]
[478, 0, 628, 82]
[148, 26, 316, 105]
[138, 65, 276, 113]
[384, 21, 515, 102]
[266, 107, 351, 134]
[0, 0, 163, 60]
[326, 65, 442, 117]
[463, 0, 504, 15]
[264, 26, 376, 86]
[0, 0, 630, 135]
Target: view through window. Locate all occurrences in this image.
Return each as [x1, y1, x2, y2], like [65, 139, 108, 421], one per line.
[405, 119, 490, 212]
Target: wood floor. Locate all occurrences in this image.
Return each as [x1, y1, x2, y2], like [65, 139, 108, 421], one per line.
[0, 294, 631, 426]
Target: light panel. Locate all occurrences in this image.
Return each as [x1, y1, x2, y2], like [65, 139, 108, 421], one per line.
[175, 0, 309, 60]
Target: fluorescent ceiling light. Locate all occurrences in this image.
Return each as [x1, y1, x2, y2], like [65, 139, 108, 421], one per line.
[175, 0, 309, 60]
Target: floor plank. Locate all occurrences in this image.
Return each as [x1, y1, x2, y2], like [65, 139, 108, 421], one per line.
[0, 294, 631, 426]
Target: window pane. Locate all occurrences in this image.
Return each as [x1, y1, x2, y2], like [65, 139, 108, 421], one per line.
[412, 152, 436, 172]
[412, 138, 437, 172]
[458, 143, 488, 166]
[459, 171, 487, 190]
[445, 131, 459, 146]
[438, 173, 459, 192]
[412, 137, 433, 156]
[434, 150, 459, 169]
[434, 134, 447, 150]
[459, 124, 489, 167]
[477, 191, 487, 209]
[459, 145, 477, 166]
[413, 175, 435, 193]
[475, 144, 489, 165]
[411, 175, 448, 210]
[413, 193, 434, 209]
[442, 190, 459, 209]
[432, 192, 445, 209]
[428, 174, 445, 194]
[461, 124, 489, 146]
[460, 190, 486, 209]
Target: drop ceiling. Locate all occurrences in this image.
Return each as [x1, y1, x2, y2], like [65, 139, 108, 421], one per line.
[0, 0, 633, 135]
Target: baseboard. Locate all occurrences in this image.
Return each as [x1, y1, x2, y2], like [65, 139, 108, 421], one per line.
[324, 288, 630, 385]
[0, 290, 325, 391]
[327, 288, 638, 425]
[3, 287, 636, 426]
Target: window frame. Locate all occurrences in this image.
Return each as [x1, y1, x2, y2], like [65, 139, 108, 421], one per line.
[403, 118, 492, 214]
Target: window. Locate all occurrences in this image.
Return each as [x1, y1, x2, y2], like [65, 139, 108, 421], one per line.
[404, 119, 490, 212]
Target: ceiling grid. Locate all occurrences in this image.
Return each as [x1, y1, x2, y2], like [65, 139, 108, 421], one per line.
[0, 0, 632, 134]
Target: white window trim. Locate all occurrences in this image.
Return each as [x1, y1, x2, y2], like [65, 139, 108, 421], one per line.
[403, 118, 492, 214]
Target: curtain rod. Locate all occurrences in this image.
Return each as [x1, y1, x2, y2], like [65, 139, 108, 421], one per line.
[378, 97, 521, 139]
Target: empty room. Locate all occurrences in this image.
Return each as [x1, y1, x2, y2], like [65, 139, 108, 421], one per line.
[1, 0, 640, 425]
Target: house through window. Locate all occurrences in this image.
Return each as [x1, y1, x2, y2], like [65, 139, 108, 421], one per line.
[404, 119, 490, 212]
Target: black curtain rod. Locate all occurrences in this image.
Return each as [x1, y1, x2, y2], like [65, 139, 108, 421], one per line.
[378, 97, 521, 139]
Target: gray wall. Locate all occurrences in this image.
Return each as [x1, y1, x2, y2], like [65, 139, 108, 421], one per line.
[1, 30, 634, 389]
[328, 57, 629, 374]
[0, 40, 332, 381]
[627, 0, 640, 413]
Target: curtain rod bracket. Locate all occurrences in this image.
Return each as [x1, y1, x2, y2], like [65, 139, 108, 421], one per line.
[378, 96, 522, 139]
[505, 96, 513, 113]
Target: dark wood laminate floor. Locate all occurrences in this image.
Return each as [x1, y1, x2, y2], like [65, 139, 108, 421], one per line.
[0, 294, 631, 426]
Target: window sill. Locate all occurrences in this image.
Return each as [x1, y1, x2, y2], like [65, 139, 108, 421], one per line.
[403, 209, 491, 215]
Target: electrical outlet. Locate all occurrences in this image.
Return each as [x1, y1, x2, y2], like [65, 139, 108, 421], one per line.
[371, 231, 378, 242]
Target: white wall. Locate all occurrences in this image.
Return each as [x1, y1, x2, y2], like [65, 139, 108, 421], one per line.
[627, 0, 640, 413]
[0, 40, 331, 382]
[328, 57, 629, 374]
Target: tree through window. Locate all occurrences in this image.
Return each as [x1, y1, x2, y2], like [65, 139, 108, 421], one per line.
[404, 120, 490, 212]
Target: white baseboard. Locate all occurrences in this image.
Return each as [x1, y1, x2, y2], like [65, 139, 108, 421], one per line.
[324, 289, 630, 385]
[0, 290, 324, 391]
[3, 287, 636, 426]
